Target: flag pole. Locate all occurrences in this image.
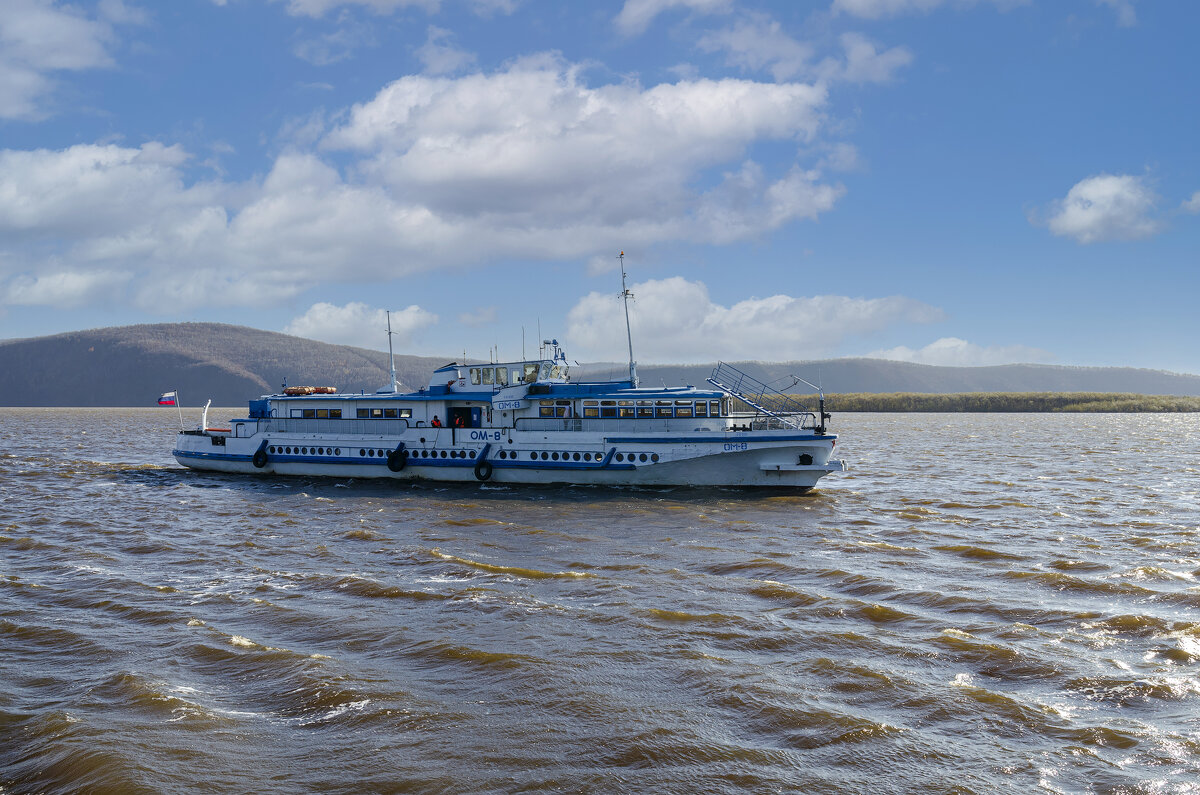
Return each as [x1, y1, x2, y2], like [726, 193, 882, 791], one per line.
[176, 387, 184, 430]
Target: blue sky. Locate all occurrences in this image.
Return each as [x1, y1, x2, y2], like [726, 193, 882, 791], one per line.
[1, 0, 1196, 371]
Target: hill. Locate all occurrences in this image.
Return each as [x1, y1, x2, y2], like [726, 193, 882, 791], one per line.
[2, 323, 1199, 406]
[0, 323, 454, 407]
[576, 359, 1200, 397]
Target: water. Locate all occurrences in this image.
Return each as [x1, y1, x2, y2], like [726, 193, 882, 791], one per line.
[1, 409, 1198, 794]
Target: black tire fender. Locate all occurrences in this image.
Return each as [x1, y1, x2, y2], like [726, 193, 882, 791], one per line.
[252, 448, 269, 469]
[473, 459, 493, 482]
[387, 446, 408, 472]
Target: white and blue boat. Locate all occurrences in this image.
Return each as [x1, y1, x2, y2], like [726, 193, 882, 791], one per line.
[173, 261, 845, 490]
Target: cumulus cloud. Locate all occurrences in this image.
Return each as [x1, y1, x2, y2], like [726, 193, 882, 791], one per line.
[1096, 0, 1136, 27]
[566, 276, 943, 363]
[283, 301, 437, 349]
[277, 0, 438, 17]
[867, 336, 1054, 366]
[832, 0, 1024, 18]
[3, 269, 131, 308]
[1182, 191, 1200, 214]
[1043, 174, 1161, 244]
[698, 17, 910, 84]
[415, 25, 476, 75]
[0, 57, 845, 313]
[614, 0, 731, 36]
[0, 0, 127, 119]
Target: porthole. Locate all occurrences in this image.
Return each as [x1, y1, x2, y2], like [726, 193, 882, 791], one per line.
[268, 446, 275, 454]
[541, 452, 549, 460]
[582, 453, 590, 461]
[530, 452, 537, 460]
[573, 452, 580, 461]
[616, 453, 624, 462]
[651, 453, 659, 462]
[285, 447, 292, 454]
[368, 449, 374, 457]
[469, 450, 476, 459]
[441, 451, 448, 458]
[498, 451, 506, 459]
[551, 452, 559, 461]
[359, 449, 366, 456]
[335, 448, 341, 455]
[639, 453, 648, 462]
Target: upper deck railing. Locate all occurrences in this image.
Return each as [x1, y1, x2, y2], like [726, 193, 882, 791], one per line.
[707, 362, 818, 430]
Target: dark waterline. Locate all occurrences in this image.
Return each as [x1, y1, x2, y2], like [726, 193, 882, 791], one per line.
[2, 409, 1198, 793]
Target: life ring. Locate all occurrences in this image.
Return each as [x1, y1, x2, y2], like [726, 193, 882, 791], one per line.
[252, 448, 269, 469]
[473, 459, 493, 482]
[387, 446, 408, 472]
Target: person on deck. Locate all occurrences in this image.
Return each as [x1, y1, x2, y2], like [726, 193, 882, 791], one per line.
[453, 415, 464, 428]
[431, 415, 442, 427]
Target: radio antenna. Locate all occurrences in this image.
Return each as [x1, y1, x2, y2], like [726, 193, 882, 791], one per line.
[618, 250, 639, 387]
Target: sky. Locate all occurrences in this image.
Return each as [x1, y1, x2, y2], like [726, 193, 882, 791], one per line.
[0, 0, 1197, 372]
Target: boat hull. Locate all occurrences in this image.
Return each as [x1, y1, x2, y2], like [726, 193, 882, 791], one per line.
[173, 426, 844, 489]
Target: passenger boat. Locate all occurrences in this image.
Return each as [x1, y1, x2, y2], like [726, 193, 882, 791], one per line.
[173, 260, 845, 490]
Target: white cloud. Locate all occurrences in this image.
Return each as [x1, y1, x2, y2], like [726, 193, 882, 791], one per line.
[566, 276, 943, 363]
[457, 306, 497, 327]
[614, 0, 731, 36]
[0, 58, 845, 313]
[867, 336, 1054, 366]
[293, 22, 376, 66]
[838, 33, 913, 84]
[277, 0, 438, 17]
[1043, 174, 1161, 244]
[284, 301, 438, 349]
[698, 17, 910, 85]
[0, 0, 123, 119]
[831, 0, 1024, 19]
[415, 25, 476, 75]
[1096, 0, 1136, 27]
[1181, 191, 1200, 214]
[3, 269, 131, 308]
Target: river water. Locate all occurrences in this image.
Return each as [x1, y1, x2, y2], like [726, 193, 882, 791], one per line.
[1, 409, 1198, 793]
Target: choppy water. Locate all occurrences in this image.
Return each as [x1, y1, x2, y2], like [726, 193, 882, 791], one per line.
[1, 408, 1199, 794]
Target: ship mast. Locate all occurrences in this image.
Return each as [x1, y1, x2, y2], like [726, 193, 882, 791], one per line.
[386, 310, 398, 393]
[619, 250, 639, 387]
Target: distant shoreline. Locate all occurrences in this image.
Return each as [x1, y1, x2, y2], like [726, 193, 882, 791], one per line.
[820, 392, 1200, 413]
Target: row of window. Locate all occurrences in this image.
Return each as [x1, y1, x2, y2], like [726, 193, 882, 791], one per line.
[289, 409, 344, 419]
[539, 399, 724, 419]
[264, 444, 659, 465]
[469, 362, 569, 386]
[356, 408, 413, 419]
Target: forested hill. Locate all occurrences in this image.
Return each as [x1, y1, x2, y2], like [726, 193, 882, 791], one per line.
[2, 323, 1199, 406]
[0, 323, 454, 407]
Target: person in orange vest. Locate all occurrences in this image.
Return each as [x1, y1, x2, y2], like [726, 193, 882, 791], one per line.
[431, 415, 442, 427]
[453, 415, 464, 428]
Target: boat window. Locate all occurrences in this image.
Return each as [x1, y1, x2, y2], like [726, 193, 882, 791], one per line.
[561, 365, 569, 380]
[618, 400, 632, 406]
[316, 409, 329, 418]
[655, 406, 672, 418]
[694, 402, 708, 417]
[540, 405, 555, 418]
[371, 408, 384, 418]
[470, 368, 481, 385]
[330, 409, 342, 419]
[601, 400, 615, 406]
[600, 406, 617, 418]
[495, 368, 507, 386]
[303, 409, 316, 418]
[482, 368, 493, 385]
[584, 400, 599, 406]
[539, 363, 552, 381]
[384, 409, 397, 418]
[711, 401, 722, 416]
[291, 409, 303, 418]
[637, 406, 653, 418]
[524, 363, 539, 383]
[357, 408, 369, 418]
[637, 400, 651, 406]
[550, 365, 560, 379]
[399, 408, 412, 418]
[619, 406, 635, 418]
[583, 406, 599, 418]
[675, 403, 693, 417]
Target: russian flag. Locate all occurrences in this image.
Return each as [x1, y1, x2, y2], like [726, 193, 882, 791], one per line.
[158, 391, 177, 406]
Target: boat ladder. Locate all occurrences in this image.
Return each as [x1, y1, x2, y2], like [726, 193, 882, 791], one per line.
[706, 362, 816, 430]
